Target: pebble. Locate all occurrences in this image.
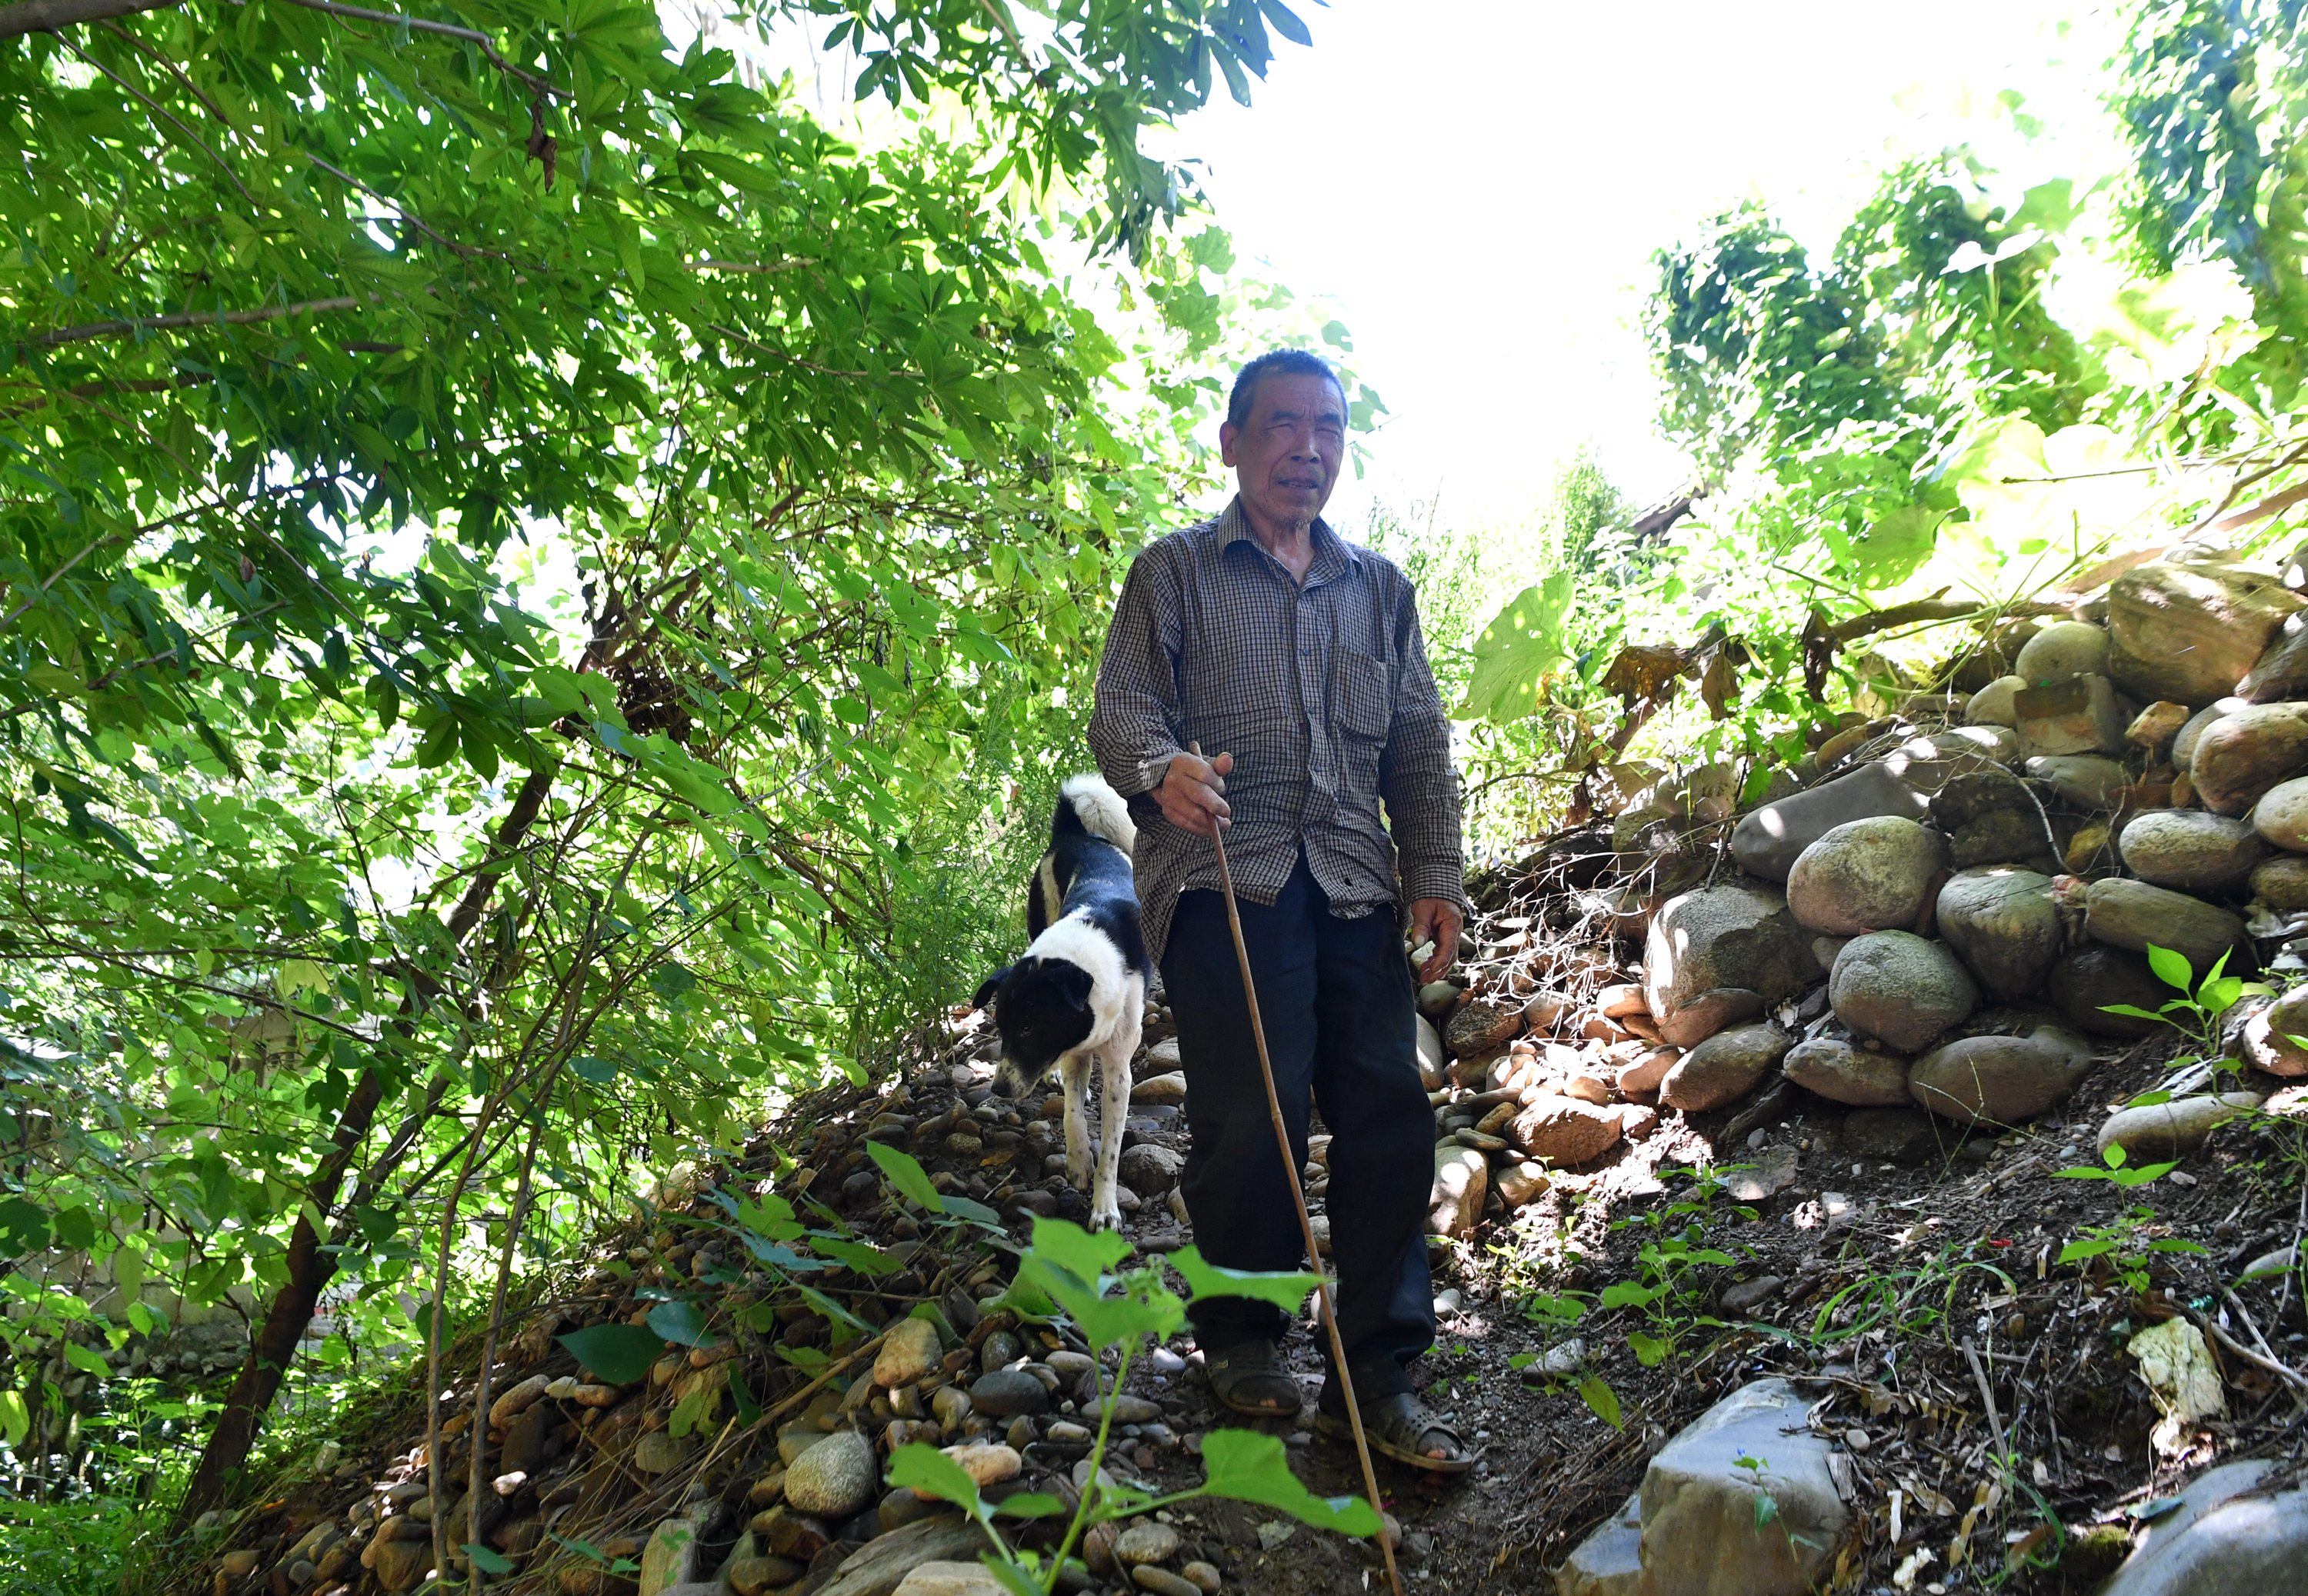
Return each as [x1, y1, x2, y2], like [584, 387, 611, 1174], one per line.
[1181, 1562, 1222, 1594]
[939, 1442, 1021, 1488]
[978, 1331, 1022, 1374]
[1132, 1569, 1201, 1596]
[1046, 1420, 1094, 1444]
[1147, 1347, 1188, 1375]
[875, 1317, 944, 1389]
[782, 1429, 878, 1519]
[1719, 1274, 1784, 1314]
[930, 1385, 972, 1430]
[1116, 1521, 1182, 1565]
[632, 1430, 686, 1473]
[969, 1365, 1052, 1411]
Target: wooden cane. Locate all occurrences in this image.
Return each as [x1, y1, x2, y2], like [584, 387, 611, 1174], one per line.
[1186, 745, 1404, 1596]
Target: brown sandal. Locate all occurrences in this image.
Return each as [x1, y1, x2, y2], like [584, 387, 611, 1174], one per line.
[1315, 1391, 1477, 1474]
[1205, 1339, 1302, 1418]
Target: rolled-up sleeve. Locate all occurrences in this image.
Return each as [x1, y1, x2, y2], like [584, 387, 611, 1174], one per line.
[1089, 546, 1186, 802]
[1379, 582, 1467, 911]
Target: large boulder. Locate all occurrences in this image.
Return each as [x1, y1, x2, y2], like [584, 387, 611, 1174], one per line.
[2084, 877, 2247, 976]
[1510, 1095, 1626, 1167]
[1729, 761, 1929, 882]
[2098, 1460, 2308, 1596]
[2254, 855, 2308, 911]
[2253, 775, 2308, 853]
[2241, 986, 2308, 1076]
[1936, 868, 2061, 1000]
[2048, 945, 2178, 1039]
[1909, 1016, 2097, 1125]
[2098, 1094, 2260, 1163]
[1643, 885, 1820, 1048]
[2193, 703, 2308, 815]
[1555, 1492, 1643, 1596]
[1964, 675, 2023, 728]
[2176, 697, 2250, 768]
[1929, 768, 2056, 870]
[2240, 615, 2308, 702]
[1635, 1379, 1850, 1596]
[1429, 1144, 1487, 1238]
[2014, 674, 2128, 756]
[2026, 754, 2130, 810]
[1659, 1023, 1793, 1113]
[1785, 816, 1946, 936]
[1830, 931, 1978, 1052]
[815, 1518, 989, 1596]
[2015, 620, 2112, 684]
[1782, 1037, 1912, 1107]
[2107, 559, 2304, 705]
[2119, 810, 2268, 895]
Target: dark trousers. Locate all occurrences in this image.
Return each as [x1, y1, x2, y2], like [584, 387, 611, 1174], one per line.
[1161, 856, 1436, 1401]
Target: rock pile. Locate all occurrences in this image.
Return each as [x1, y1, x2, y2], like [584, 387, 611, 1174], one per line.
[1423, 556, 2308, 1228]
[193, 1001, 1251, 1596]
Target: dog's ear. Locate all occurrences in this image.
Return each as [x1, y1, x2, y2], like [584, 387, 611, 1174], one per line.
[970, 965, 1012, 1013]
[1044, 960, 1094, 1011]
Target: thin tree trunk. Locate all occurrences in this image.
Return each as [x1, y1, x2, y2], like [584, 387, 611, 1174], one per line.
[172, 766, 555, 1529]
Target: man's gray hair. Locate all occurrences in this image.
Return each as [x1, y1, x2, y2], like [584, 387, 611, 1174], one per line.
[1226, 348, 1346, 431]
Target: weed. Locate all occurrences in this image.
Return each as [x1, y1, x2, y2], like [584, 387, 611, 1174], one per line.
[2100, 943, 2269, 1078]
[2058, 1207, 2210, 1295]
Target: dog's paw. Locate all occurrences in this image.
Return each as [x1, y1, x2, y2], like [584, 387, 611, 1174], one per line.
[1088, 1202, 1125, 1234]
[1066, 1161, 1092, 1191]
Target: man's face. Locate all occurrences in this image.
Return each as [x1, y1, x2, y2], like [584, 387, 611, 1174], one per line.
[1219, 369, 1346, 532]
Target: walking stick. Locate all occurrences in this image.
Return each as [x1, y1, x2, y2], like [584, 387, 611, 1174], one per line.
[1187, 745, 1405, 1596]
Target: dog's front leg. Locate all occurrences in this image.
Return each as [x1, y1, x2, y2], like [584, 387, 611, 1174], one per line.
[1089, 1015, 1139, 1234]
[1061, 1055, 1094, 1194]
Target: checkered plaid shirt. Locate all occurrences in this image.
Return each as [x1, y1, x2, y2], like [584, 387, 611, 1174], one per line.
[1088, 498, 1467, 965]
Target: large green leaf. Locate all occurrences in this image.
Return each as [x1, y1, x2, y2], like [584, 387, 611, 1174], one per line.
[866, 1141, 944, 1211]
[557, 1324, 665, 1385]
[1169, 1246, 1325, 1315]
[1456, 572, 1578, 725]
[1196, 1429, 1381, 1534]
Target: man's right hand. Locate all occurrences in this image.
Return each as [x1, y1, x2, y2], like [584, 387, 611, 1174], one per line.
[1154, 750, 1232, 836]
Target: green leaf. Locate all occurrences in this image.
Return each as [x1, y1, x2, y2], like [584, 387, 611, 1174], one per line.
[647, 1299, 715, 1348]
[2146, 944, 2194, 993]
[62, 1341, 109, 1377]
[993, 1492, 1069, 1519]
[1628, 1331, 1669, 1367]
[939, 1195, 1005, 1228]
[886, 1442, 984, 1514]
[811, 1236, 899, 1275]
[729, 1364, 762, 1428]
[1196, 1428, 1381, 1534]
[866, 1141, 943, 1210]
[1577, 1374, 1623, 1431]
[558, 1323, 665, 1384]
[0, 1198, 49, 1252]
[1169, 1246, 1325, 1315]
[1456, 572, 1578, 725]
[1028, 1216, 1134, 1280]
[1256, 0, 1312, 47]
[464, 1544, 515, 1574]
[0, 1389, 28, 1446]
[2098, 1004, 2171, 1023]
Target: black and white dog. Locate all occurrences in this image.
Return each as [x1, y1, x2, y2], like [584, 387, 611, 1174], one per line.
[972, 775, 1148, 1232]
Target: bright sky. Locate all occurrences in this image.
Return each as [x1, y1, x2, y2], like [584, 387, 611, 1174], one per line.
[1150, 0, 2126, 529]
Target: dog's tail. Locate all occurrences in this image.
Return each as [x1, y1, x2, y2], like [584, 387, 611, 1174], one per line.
[1056, 773, 1136, 853]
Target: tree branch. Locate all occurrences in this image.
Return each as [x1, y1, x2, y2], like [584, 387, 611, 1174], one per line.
[57, 34, 257, 208]
[26, 295, 365, 349]
[273, 0, 567, 99]
[0, 0, 173, 41]
[305, 153, 509, 260]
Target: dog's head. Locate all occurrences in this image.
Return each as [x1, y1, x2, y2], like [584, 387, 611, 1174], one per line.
[972, 956, 1096, 1100]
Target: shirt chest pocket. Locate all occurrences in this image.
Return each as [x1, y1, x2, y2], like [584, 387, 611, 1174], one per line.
[1331, 650, 1392, 742]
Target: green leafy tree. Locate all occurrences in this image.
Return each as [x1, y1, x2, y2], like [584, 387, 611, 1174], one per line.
[0, 0, 1332, 1528]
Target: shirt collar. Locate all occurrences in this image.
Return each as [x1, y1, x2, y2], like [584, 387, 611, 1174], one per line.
[1217, 496, 1356, 587]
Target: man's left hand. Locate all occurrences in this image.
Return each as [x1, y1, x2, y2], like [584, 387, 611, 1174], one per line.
[1408, 898, 1463, 985]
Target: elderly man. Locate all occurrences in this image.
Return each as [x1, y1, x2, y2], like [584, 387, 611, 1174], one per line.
[1087, 348, 1471, 1471]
